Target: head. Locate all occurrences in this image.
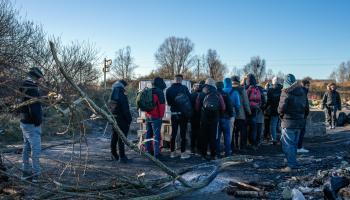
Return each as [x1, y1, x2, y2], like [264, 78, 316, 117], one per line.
[153, 77, 166, 90]
[272, 77, 279, 85]
[223, 77, 232, 89]
[283, 74, 296, 89]
[205, 78, 216, 89]
[301, 78, 311, 90]
[28, 67, 44, 83]
[192, 83, 200, 92]
[216, 81, 224, 91]
[174, 74, 183, 84]
[231, 75, 240, 87]
[328, 82, 337, 91]
[246, 74, 257, 86]
[265, 82, 272, 90]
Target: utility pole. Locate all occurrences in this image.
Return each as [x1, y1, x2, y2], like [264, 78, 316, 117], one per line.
[103, 58, 112, 91]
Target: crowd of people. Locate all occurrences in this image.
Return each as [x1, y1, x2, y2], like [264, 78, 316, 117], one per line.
[16, 68, 343, 182]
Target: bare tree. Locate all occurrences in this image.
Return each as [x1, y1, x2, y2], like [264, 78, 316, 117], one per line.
[155, 36, 195, 78]
[243, 56, 266, 82]
[111, 46, 137, 80]
[205, 49, 227, 81]
[231, 66, 243, 78]
[265, 69, 274, 81]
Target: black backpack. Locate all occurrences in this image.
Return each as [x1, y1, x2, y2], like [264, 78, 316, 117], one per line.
[202, 92, 220, 117]
[337, 112, 347, 127]
[175, 92, 193, 118]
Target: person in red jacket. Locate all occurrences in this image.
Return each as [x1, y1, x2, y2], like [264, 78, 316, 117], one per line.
[145, 77, 166, 159]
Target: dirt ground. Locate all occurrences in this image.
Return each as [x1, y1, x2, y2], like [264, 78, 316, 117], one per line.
[2, 122, 350, 199]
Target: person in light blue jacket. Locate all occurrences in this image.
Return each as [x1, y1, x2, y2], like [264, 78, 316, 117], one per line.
[223, 77, 241, 140]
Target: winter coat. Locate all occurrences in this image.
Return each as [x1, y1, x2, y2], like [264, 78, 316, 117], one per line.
[166, 83, 191, 113]
[195, 85, 226, 121]
[110, 82, 132, 131]
[266, 84, 282, 116]
[322, 90, 341, 110]
[190, 87, 203, 120]
[231, 85, 251, 120]
[145, 88, 166, 119]
[19, 78, 43, 126]
[223, 78, 240, 116]
[278, 82, 309, 129]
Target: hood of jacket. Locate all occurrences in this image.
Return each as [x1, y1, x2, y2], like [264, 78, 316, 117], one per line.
[223, 78, 232, 89]
[153, 77, 166, 90]
[283, 82, 305, 97]
[112, 81, 125, 90]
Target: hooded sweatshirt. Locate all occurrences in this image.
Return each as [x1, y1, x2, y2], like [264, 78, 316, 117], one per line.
[19, 77, 42, 126]
[110, 81, 132, 126]
[146, 77, 166, 119]
[223, 78, 240, 114]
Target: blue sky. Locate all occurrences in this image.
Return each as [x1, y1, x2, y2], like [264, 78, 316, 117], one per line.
[14, 0, 350, 79]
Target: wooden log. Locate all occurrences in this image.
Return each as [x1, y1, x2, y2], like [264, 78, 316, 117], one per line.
[229, 180, 262, 192]
[248, 181, 276, 191]
[234, 190, 267, 198]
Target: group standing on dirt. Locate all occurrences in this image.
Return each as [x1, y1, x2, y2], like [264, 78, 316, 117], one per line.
[16, 67, 343, 182]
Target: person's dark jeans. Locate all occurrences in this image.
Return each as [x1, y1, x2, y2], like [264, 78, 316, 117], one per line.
[281, 128, 301, 168]
[170, 115, 188, 153]
[190, 117, 200, 152]
[247, 117, 258, 146]
[217, 118, 231, 157]
[145, 118, 162, 156]
[270, 116, 279, 141]
[256, 123, 263, 145]
[232, 119, 247, 149]
[111, 124, 129, 158]
[264, 117, 271, 141]
[199, 118, 219, 158]
[326, 107, 337, 127]
[297, 126, 306, 149]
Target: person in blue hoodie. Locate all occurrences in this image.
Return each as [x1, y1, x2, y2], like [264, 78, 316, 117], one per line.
[223, 78, 240, 135]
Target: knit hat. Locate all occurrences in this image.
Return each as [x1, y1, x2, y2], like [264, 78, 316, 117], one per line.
[216, 81, 224, 90]
[272, 77, 278, 85]
[283, 74, 296, 89]
[205, 78, 216, 89]
[231, 75, 240, 83]
[28, 67, 44, 79]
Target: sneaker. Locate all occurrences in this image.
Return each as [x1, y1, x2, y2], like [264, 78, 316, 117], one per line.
[272, 141, 278, 146]
[297, 148, 309, 153]
[21, 171, 32, 181]
[119, 156, 129, 163]
[170, 151, 177, 158]
[281, 166, 293, 173]
[180, 152, 191, 159]
[111, 154, 119, 161]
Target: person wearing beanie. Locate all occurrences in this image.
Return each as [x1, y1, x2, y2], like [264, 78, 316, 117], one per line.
[322, 82, 341, 129]
[216, 81, 234, 157]
[297, 78, 311, 153]
[230, 75, 251, 151]
[265, 77, 283, 145]
[19, 67, 44, 182]
[195, 78, 226, 160]
[166, 74, 192, 159]
[189, 81, 205, 154]
[144, 77, 166, 159]
[278, 74, 309, 172]
[109, 79, 132, 163]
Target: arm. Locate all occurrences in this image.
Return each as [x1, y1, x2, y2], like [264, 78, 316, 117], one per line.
[165, 88, 172, 107]
[305, 95, 310, 118]
[234, 92, 240, 111]
[337, 92, 342, 110]
[321, 92, 327, 110]
[219, 94, 226, 113]
[242, 90, 251, 115]
[278, 92, 288, 116]
[119, 92, 132, 124]
[157, 92, 166, 117]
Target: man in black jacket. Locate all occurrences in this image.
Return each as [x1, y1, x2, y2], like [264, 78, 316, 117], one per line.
[266, 77, 282, 145]
[110, 80, 132, 163]
[297, 78, 311, 153]
[19, 67, 44, 182]
[278, 74, 309, 172]
[322, 83, 341, 129]
[166, 74, 191, 159]
[190, 81, 205, 154]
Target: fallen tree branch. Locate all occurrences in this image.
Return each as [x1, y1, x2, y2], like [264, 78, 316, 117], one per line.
[49, 41, 191, 188]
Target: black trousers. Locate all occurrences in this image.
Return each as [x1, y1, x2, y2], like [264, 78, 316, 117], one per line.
[256, 123, 263, 145]
[199, 118, 219, 157]
[190, 117, 200, 152]
[298, 126, 306, 149]
[111, 123, 129, 158]
[263, 117, 271, 140]
[326, 107, 337, 127]
[170, 115, 188, 153]
[232, 119, 247, 149]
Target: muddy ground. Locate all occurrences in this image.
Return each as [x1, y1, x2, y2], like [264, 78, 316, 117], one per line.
[1, 121, 350, 199]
